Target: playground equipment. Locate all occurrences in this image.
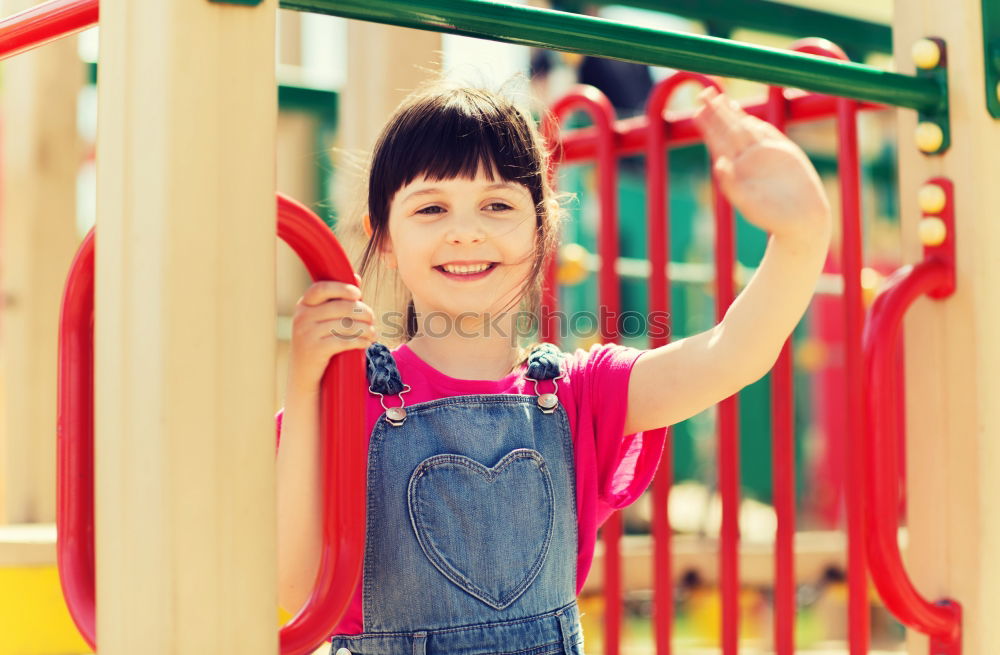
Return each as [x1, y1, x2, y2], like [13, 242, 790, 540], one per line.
[56, 193, 368, 654]
[542, 41, 960, 653]
[1, 0, 998, 654]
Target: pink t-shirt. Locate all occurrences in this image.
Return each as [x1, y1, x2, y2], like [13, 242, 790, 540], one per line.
[275, 340, 665, 636]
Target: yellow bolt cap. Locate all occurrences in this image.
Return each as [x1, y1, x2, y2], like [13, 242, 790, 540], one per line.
[918, 183, 947, 214]
[915, 122, 944, 153]
[918, 216, 947, 247]
[911, 39, 941, 69]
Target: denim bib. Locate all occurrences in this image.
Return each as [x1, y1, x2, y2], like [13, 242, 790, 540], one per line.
[327, 342, 585, 655]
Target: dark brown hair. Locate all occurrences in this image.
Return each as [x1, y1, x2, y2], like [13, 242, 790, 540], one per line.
[355, 81, 564, 364]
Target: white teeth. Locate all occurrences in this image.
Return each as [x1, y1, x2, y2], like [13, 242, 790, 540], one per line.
[442, 263, 491, 274]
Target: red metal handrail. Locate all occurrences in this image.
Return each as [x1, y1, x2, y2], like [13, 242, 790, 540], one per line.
[56, 193, 366, 655]
[643, 71, 719, 655]
[762, 59, 795, 655]
[784, 38, 873, 655]
[544, 85, 624, 655]
[275, 194, 367, 655]
[557, 94, 886, 164]
[0, 0, 97, 60]
[861, 179, 961, 655]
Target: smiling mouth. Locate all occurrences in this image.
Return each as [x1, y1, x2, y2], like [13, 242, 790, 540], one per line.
[434, 262, 500, 279]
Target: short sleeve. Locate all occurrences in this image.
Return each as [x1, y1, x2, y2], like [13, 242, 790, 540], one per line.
[275, 408, 284, 453]
[571, 342, 666, 524]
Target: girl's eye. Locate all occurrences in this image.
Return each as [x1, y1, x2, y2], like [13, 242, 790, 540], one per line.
[415, 203, 512, 215]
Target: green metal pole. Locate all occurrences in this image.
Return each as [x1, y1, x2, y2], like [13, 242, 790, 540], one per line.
[557, 0, 892, 58]
[280, 0, 942, 113]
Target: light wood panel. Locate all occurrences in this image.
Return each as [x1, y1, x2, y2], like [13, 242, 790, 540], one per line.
[893, 3, 1000, 654]
[95, 1, 278, 652]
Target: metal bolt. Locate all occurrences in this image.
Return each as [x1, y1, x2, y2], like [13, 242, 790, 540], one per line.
[919, 216, 947, 247]
[915, 121, 944, 153]
[918, 183, 947, 213]
[912, 38, 941, 69]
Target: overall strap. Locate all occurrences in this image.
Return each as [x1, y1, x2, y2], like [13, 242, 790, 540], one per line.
[366, 341, 564, 392]
[366, 342, 405, 395]
[525, 342, 564, 381]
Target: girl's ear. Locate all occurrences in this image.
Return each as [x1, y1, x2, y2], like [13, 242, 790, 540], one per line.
[364, 211, 397, 268]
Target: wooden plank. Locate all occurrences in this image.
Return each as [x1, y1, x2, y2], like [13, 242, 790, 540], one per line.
[0, 0, 83, 524]
[582, 531, 864, 592]
[94, 1, 277, 652]
[893, 2, 1000, 654]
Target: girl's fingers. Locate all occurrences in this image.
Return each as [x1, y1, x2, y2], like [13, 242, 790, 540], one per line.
[299, 280, 362, 307]
[693, 89, 757, 157]
[693, 92, 739, 162]
[324, 320, 378, 341]
[315, 299, 375, 325]
[712, 95, 758, 151]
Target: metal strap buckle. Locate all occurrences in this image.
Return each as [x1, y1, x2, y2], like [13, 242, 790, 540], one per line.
[523, 371, 566, 414]
[368, 383, 412, 426]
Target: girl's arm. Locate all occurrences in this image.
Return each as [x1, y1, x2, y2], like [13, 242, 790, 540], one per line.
[276, 279, 375, 613]
[624, 87, 833, 435]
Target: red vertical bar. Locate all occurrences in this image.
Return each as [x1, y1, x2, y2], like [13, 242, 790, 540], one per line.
[765, 84, 796, 655]
[645, 79, 673, 655]
[595, 89, 623, 655]
[782, 40, 871, 655]
[837, 93, 870, 655]
[604, 512, 623, 655]
[548, 87, 622, 655]
[541, 115, 562, 346]
[645, 72, 717, 655]
[713, 152, 740, 655]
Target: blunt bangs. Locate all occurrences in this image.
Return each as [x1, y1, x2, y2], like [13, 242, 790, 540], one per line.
[369, 90, 545, 216]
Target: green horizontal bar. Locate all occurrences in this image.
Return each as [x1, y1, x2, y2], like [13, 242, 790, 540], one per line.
[558, 0, 892, 57]
[280, 0, 940, 113]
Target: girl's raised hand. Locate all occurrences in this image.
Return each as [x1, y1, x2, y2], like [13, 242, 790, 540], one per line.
[692, 87, 831, 242]
[286, 275, 378, 394]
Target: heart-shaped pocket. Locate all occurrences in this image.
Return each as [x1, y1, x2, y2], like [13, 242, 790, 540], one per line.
[407, 448, 554, 610]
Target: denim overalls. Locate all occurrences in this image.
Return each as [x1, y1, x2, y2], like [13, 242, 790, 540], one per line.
[327, 342, 585, 655]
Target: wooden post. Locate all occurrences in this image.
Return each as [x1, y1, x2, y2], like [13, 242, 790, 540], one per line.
[0, 0, 83, 525]
[95, 1, 277, 652]
[894, 2, 1000, 654]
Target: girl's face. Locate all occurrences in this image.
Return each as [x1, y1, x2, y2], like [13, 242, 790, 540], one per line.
[381, 168, 537, 323]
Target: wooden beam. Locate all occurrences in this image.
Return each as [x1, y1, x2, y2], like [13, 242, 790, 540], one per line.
[894, 2, 1000, 654]
[95, 1, 277, 652]
[0, 0, 83, 524]
[582, 531, 859, 592]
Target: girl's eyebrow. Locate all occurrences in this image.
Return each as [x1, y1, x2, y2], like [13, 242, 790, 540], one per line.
[401, 182, 525, 204]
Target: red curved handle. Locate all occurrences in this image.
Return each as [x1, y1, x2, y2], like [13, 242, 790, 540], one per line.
[57, 193, 366, 655]
[860, 178, 961, 654]
[275, 195, 367, 655]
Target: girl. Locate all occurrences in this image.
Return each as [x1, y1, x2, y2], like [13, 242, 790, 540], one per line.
[276, 79, 831, 655]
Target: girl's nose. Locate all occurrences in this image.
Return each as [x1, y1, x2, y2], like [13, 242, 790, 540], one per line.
[444, 212, 487, 244]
